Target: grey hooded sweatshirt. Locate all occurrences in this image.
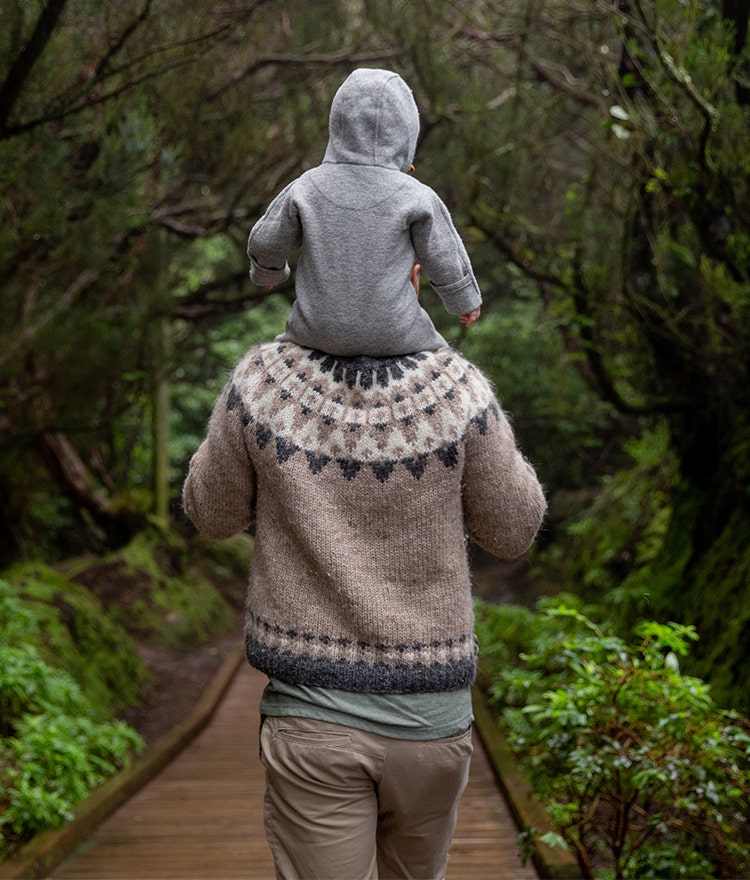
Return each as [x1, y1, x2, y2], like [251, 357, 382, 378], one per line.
[247, 68, 482, 357]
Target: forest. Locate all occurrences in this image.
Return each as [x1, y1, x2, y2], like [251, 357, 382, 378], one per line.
[1, 0, 749, 876]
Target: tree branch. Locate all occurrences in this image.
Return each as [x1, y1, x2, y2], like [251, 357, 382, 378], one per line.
[2, 51, 207, 139]
[531, 59, 605, 111]
[171, 282, 281, 320]
[471, 211, 690, 416]
[0, 268, 99, 370]
[209, 48, 399, 99]
[0, 0, 70, 135]
[40, 431, 120, 520]
[0, 0, 271, 140]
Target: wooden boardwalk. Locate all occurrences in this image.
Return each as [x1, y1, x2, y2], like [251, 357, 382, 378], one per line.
[51, 664, 538, 880]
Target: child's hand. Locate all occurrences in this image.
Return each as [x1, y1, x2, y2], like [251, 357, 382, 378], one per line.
[459, 307, 481, 327]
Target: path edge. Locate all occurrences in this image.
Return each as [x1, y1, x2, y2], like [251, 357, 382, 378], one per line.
[0, 644, 246, 880]
[471, 688, 583, 880]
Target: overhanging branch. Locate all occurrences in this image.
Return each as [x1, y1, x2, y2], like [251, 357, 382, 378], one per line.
[0, 0, 69, 135]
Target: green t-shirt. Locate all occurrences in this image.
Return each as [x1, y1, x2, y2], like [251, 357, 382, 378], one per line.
[260, 678, 473, 741]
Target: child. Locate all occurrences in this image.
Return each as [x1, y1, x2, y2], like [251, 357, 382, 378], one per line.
[247, 68, 482, 357]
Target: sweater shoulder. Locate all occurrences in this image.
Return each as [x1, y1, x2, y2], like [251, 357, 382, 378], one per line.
[233, 343, 491, 405]
[230, 343, 496, 467]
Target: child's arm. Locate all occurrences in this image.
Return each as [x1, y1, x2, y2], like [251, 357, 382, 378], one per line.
[411, 261, 481, 327]
[247, 182, 301, 288]
[411, 191, 482, 320]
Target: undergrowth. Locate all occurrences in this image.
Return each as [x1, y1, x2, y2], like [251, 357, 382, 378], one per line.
[475, 596, 750, 879]
[0, 581, 144, 859]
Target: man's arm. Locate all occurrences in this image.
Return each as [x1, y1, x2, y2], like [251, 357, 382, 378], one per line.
[183, 382, 257, 540]
[462, 400, 546, 559]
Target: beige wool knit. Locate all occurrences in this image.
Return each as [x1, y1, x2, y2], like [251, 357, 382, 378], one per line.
[183, 342, 546, 694]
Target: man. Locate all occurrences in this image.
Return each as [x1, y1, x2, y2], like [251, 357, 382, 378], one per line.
[183, 340, 545, 879]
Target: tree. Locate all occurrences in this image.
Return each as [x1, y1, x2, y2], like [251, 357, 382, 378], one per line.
[339, 0, 750, 700]
[0, 0, 390, 561]
[3, 0, 749, 713]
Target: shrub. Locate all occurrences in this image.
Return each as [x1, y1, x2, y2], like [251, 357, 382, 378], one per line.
[1, 713, 142, 844]
[0, 582, 144, 859]
[477, 599, 750, 879]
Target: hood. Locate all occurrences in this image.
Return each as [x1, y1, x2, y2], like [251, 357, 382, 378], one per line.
[323, 69, 420, 172]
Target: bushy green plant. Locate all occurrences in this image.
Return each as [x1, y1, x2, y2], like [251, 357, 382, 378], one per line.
[0, 582, 143, 858]
[538, 422, 678, 608]
[477, 599, 750, 879]
[1, 713, 142, 844]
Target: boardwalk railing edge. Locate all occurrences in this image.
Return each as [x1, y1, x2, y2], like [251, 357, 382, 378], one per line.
[0, 644, 246, 880]
[471, 688, 584, 880]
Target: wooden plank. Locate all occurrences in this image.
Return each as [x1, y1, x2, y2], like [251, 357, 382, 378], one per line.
[472, 689, 581, 879]
[447, 728, 538, 880]
[51, 665, 539, 880]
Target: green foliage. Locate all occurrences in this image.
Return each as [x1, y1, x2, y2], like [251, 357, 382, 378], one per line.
[0, 522, 248, 857]
[0, 568, 147, 713]
[455, 296, 614, 488]
[542, 421, 679, 606]
[170, 295, 290, 486]
[114, 529, 236, 648]
[476, 598, 750, 879]
[2, 713, 142, 841]
[667, 503, 750, 712]
[183, 532, 255, 611]
[534, 416, 750, 711]
[0, 0, 343, 563]
[0, 581, 144, 857]
[0, 0, 748, 749]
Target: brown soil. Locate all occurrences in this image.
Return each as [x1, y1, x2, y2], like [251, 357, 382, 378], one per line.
[67, 538, 249, 746]
[120, 626, 244, 744]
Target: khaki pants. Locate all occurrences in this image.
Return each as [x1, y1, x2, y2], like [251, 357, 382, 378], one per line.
[259, 715, 474, 880]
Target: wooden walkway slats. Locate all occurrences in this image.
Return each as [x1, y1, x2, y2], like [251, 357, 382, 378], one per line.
[51, 664, 538, 880]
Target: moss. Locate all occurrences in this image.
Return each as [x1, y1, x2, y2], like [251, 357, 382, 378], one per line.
[185, 532, 254, 610]
[0, 525, 249, 721]
[1, 564, 148, 714]
[681, 507, 750, 712]
[72, 528, 238, 651]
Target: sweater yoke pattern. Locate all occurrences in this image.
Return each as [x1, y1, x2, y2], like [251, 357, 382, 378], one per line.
[229, 344, 499, 484]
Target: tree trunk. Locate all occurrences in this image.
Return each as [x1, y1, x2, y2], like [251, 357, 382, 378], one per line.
[152, 316, 171, 523]
[0, 0, 70, 135]
[40, 431, 133, 543]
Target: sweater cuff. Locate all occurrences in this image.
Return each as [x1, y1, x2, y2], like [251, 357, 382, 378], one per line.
[249, 256, 291, 287]
[431, 272, 482, 315]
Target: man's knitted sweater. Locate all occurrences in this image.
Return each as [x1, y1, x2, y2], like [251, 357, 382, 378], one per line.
[183, 342, 545, 695]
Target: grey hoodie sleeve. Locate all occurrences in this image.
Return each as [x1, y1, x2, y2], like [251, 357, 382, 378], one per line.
[411, 192, 482, 315]
[247, 182, 301, 287]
